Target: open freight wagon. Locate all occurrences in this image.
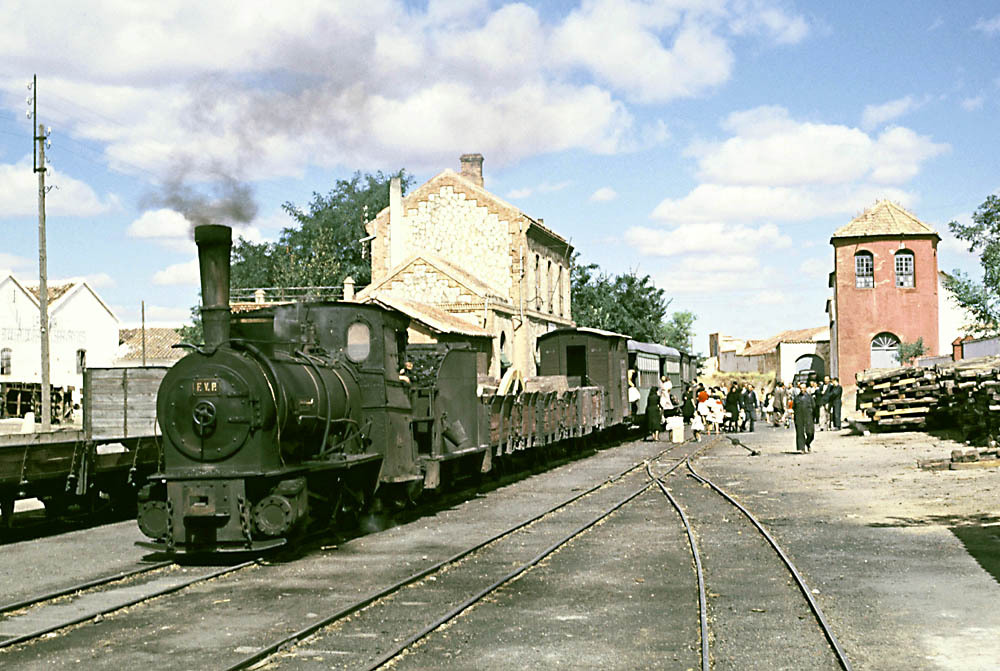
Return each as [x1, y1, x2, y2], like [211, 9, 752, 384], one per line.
[0, 366, 166, 526]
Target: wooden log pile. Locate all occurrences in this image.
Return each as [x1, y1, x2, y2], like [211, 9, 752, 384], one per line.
[856, 356, 1000, 439]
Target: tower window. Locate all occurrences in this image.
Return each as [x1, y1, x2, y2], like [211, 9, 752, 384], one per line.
[895, 250, 914, 288]
[855, 252, 874, 288]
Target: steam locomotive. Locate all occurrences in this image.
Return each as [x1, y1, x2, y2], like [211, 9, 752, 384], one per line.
[136, 225, 693, 553]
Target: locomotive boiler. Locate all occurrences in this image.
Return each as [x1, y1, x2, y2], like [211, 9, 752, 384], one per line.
[137, 225, 414, 552]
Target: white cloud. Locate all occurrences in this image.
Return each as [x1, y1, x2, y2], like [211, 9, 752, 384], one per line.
[0, 1, 809, 178]
[861, 96, 919, 130]
[693, 107, 947, 187]
[754, 290, 786, 305]
[128, 208, 266, 253]
[505, 180, 573, 200]
[728, 1, 810, 44]
[625, 222, 791, 256]
[145, 304, 195, 324]
[973, 15, 1000, 35]
[0, 158, 113, 217]
[961, 95, 984, 111]
[152, 258, 199, 286]
[0, 251, 31, 271]
[798, 256, 831, 279]
[652, 106, 947, 225]
[590, 187, 618, 202]
[652, 183, 916, 224]
[654, 253, 772, 296]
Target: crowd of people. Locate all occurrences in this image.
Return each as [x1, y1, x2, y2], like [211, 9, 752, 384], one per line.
[679, 376, 843, 454]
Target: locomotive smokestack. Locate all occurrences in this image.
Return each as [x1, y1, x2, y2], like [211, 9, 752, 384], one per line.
[195, 224, 232, 348]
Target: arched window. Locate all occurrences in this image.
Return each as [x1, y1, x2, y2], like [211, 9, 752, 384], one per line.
[557, 266, 564, 316]
[534, 254, 541, 310]
[895, 250, 914, 287]
[855, 251, 874, 288]
[0, 348, 10, 376]
[871, 332, 901, 368]
[546, 260, 553, 313]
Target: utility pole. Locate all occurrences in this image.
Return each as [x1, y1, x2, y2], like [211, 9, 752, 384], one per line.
[29, 74, 52, 431]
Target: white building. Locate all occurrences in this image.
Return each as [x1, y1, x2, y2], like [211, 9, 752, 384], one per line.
[0, 276, 119, 395]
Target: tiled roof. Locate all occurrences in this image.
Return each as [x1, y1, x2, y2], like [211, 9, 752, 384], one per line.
[831, 200, 938, 239]
[118, 327, 185, 361]
[25, 282, 75, 305]
[363, 295, 491, 337]
[738, 326, 829, 357]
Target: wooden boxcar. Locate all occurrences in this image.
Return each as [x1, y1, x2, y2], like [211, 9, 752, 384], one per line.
[536, 328, 629, 428]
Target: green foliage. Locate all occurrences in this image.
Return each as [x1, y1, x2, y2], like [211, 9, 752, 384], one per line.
[571, 254, 699, 353]
[898, 337, 926, 365]
[943, 194, 1000, 336]
[662, 310, 697, 351]
[176, 303, 203, 343]
[228, 170, 412, 290]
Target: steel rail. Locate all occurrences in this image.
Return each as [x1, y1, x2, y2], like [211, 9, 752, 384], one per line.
[357, 443, 712, 671]
[359, 479, 656, 671]
[686, 460, 854, 671]
[0, 560, 257, 650]
[646, 460, 710, 671]
[0, 560, 173, 615]
[224, 440, 687, 671]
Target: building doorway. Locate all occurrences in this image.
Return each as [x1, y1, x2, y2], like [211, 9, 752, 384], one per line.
[871, 333, 901, 368]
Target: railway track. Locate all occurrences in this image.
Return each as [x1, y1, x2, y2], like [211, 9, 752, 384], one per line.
[0, 438, 684, 669]
[644, 444, 854, 671]
[228, 439, 711, 670]
[0, 560, 256, 650]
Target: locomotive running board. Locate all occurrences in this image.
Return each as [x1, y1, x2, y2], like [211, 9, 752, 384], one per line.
[135, 538, 286, 554]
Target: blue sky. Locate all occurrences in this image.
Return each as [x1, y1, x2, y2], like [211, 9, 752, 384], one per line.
[1, 0, 998, 355]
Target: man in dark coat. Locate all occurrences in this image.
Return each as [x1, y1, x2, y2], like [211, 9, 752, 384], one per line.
[645, 386, 661, 440]
[827, 378, 843, 430]
[792, 382, 815, 452]
[724, 382, 742, 432]
[741, 383, 758, 432]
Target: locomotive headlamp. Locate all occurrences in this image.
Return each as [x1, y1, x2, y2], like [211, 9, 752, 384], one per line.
[192, 400, 218, 437]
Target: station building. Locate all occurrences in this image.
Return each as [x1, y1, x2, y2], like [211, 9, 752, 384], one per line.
[827, 201, 942, 386]
[359, 154, 575, 379]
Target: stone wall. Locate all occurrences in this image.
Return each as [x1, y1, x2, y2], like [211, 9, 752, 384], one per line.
[405, 185, 512, 298]
[380, 260, 483, 305]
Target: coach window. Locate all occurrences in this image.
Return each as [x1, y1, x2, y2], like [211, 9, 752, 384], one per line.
[895, 250, 914, 288]
[76, 349, 86, 374]
[855, 251, 874, 288]
[0, 348, 10, 375]
[346, 322, 371, 362]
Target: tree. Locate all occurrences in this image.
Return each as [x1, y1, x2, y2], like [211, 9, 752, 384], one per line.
[570, 254, 699, 352]
[662, 310, 697, 351]
[898, 337, 926, 365]
[942, 194, 1000, 336]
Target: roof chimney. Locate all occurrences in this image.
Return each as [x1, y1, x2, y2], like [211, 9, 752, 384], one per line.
[460, 153, 484, 188]
[389, 176, 406, 269]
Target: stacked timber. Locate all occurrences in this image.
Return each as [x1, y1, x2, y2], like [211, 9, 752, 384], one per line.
[856, 356, 1000, 438]
[856, 365, 938, 429]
